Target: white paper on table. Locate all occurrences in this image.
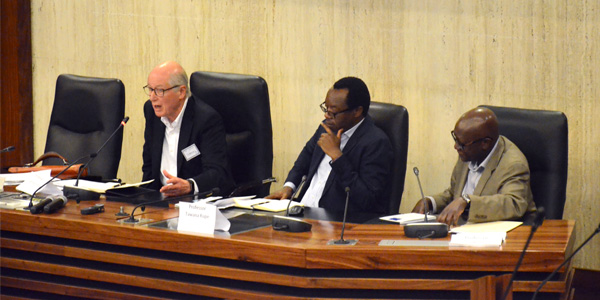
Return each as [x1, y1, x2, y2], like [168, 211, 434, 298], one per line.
[177, 202, 231, 234]
[15, 170, 62, 195]
[449, 232, 506, 247]
[54, 179, 121, 193]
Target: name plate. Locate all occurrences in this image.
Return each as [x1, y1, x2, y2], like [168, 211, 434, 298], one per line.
[177, 202, 230, 234]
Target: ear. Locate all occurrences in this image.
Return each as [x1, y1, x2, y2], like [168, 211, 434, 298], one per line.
[178, 86, 187, 100]
[353, 106, 364, 118]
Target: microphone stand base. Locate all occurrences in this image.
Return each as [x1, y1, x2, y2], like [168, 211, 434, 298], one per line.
[63, 186, 100, 202]
[272, 215, 312, 232]
[327, 239, 358, 245]
[404, 222, 449, 238]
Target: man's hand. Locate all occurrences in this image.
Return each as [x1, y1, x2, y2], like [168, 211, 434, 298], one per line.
[265, 186, 293, 200]
[436, 197, 468, 226]
[411, 198, 432, 214]
[318, 123, 343, 161]
[160, 170, 192, 197]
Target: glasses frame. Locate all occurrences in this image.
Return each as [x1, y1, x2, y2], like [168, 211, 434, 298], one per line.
[143, 85, 181, 97]
[320, 102, 353, 118]
[451, 130, 490, 151]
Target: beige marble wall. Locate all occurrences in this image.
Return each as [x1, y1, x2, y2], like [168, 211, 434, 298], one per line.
[31, 0, 599, 269]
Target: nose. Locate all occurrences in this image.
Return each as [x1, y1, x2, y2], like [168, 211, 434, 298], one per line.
[454, 142, 462, 151]
[149, 90, 158, 101]
[324, 112, 333, 119]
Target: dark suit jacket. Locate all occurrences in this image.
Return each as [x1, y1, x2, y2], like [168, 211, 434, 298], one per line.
[142, 96, 234, 195]
[286, 116, 393, 214]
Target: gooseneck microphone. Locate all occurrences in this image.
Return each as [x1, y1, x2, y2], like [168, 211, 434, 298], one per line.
[404, 167, 449, 238]
[285, 175, 307, 217]
[1, 146, 16, 153]
[500, 207, 546, 300]
[228, 177, 277, 197]
[531, 222, 600, 300]
[65, 116, 129, 202]
[272, 175, 312, 232]
[328, 187, 358, 245]
[27, 155, 89, 211]
[123, 187, 220, 223]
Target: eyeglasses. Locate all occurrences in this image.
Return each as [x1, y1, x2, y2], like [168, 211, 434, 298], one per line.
[320, 102, 353, 118]
[451, 130, 490, 151]
[143, 85, 181, 97]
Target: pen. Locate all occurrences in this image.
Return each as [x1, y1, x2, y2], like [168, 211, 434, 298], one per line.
[250, 201, 269, 209]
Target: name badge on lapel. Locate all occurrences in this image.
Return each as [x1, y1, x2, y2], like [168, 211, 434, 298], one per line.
[182, 144, 201, 161]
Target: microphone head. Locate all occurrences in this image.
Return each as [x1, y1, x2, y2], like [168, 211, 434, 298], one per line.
[53, 194, 68, 204]
[413, 167, 419, 176]
[533, 207, 545, 229]
[123, 116, 130, 123]
[211, 187, 220, 195]
[345, 187, 350, 193]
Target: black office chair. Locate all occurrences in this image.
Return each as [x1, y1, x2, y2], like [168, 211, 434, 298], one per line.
[480, 105, 568, 219]
[368, 102, 409, 214]
[43, 74, 125, 180]
[189, 71, 273, 197]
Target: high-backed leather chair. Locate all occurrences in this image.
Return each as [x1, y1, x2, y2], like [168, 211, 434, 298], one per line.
[480, 105, 568, 219]
[44, 74, 125, 180]
[368, 102, 409, 214]
[189, 71, 273, 197]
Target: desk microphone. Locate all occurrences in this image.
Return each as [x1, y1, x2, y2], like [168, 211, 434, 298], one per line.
[404, 167, 448, 238]
[1, 146, 15, 153]
[123, 187, 219, 223]
[272, 175, 312, 232]
[327, 187, 357, 245]
[65, 116, 129, 202]
[531, 222, 600, 300]
[228, 177, 276, 197]
[500, 207, 545, 300]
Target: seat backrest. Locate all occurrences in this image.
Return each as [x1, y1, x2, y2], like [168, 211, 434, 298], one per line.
[480, 105, 568, 219]
[189, 71, 273, 197]
[44, 74, 125, 180]
[368, 102, 409, 214]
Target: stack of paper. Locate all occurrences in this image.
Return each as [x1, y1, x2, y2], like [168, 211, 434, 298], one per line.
[449, 232, 506, 247]
[208, 197, 302, 212]
[448, 221, 522, 247]
[379, 213, 437, 224]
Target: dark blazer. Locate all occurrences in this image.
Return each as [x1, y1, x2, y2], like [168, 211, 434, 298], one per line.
[286, 116, 393, 214]
[142, 96, 234, 195]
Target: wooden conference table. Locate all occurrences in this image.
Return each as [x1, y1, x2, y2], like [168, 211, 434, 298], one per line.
[0, 194, 575, 300]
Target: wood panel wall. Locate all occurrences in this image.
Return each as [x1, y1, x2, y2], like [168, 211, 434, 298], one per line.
[0, 0, 33, 170]
[30, 0, 599, 270]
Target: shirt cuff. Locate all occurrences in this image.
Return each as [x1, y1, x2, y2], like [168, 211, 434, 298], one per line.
[188, 178, 199, 195]
[284, 181, 296, 192]
[426, 196, 437, 213]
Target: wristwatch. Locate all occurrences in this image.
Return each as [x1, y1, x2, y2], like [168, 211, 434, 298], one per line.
[187, 179, 195, 194]
[462, 193, 471, 204]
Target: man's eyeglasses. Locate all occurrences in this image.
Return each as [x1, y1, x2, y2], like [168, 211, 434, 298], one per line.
[451, 130, 490, 151]
[320, 102, 353, 118]
[143, 85, 181, 97]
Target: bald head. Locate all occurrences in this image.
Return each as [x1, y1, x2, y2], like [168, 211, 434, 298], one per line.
[456, 107, 499, 142]
[149, 61, 190, 98]
[452, 107, 499, 163]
